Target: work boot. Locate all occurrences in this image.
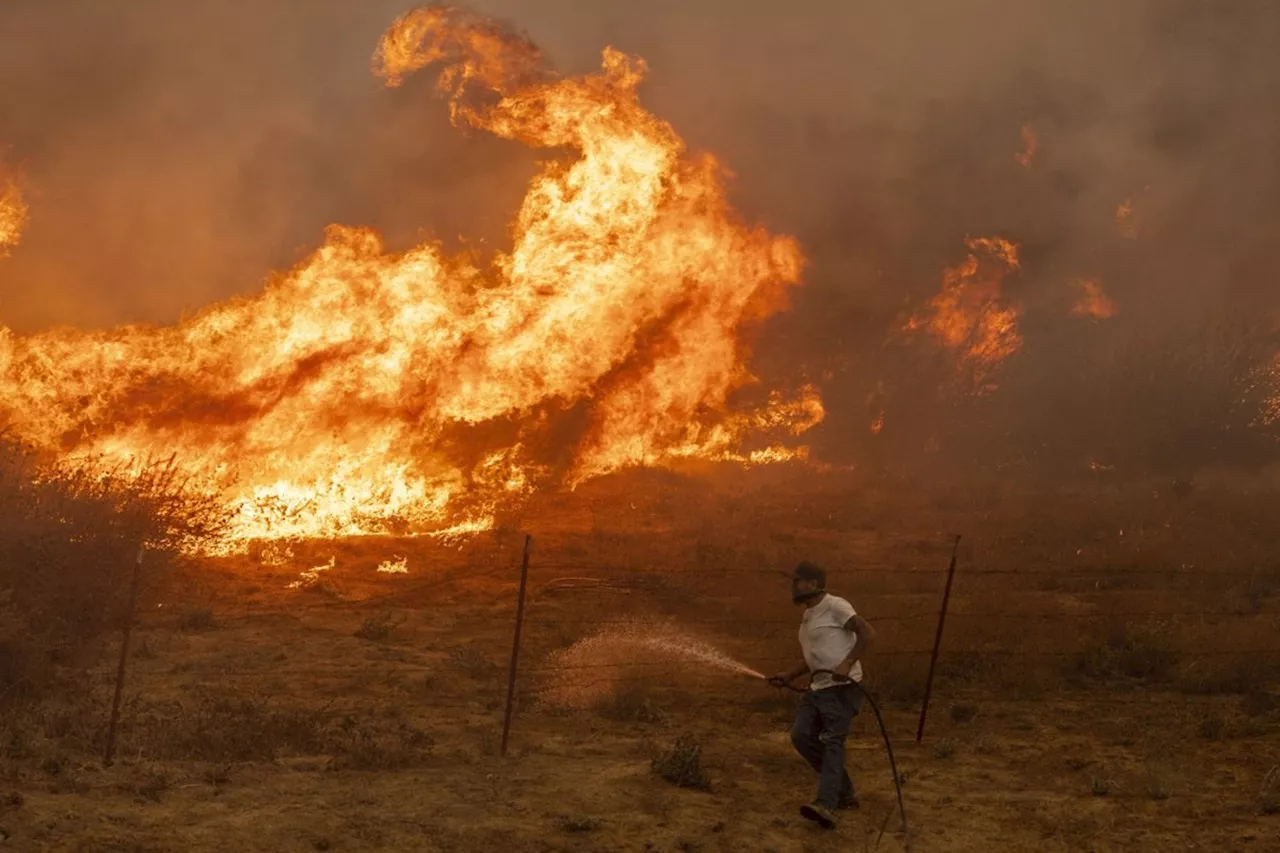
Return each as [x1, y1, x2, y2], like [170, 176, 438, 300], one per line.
[799, 802, 837, 830]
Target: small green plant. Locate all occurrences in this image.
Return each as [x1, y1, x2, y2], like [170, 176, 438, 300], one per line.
[1091, 776, 1114, 797]
[933, 738, 956, 759]
[949, 702, 978, 724]
[652, 733, 710, 791]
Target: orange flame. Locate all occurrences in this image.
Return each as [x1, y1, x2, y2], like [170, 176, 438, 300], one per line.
[1071, 279, 1118, 319]
[0, 7, 815, 546]
[906, 237, 1022, 391]
[1116, 198, 1139, 238]
[1014, 125, 1037, 168]
[0, 169, 27, 257]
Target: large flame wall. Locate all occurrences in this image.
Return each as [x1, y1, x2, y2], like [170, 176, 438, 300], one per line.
[0, 6, 821, 543]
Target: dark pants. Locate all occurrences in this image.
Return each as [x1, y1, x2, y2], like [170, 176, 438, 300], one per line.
[790, 683, 862, 809]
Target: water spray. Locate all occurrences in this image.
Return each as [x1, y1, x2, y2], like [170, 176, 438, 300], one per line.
[545, 628, 908, 848]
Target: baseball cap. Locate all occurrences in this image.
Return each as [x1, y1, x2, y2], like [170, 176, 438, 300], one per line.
[787, 561, 826, 586]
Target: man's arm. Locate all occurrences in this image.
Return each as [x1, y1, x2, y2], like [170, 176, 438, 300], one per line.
[769, 660, 810, 686]
[834, 613, 875, 678]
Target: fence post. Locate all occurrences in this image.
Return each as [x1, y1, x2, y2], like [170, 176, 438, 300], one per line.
[501, 534, 532, 758]
[916, 534, 961, 744]
[104, 547, 145, 767]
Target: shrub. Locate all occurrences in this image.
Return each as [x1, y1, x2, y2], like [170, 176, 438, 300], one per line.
[354, 613, 397, 642]
[1198, 714, 1225, 741]
[1116, 621, 1180, 679]
[0, 438, 229, 698]
[604, 685, 665, 724]
[1144, 770, 1173, 801]
[554, 815, 600, 833]
[652, 733, 710, 790]
[179, 608, 217, 633]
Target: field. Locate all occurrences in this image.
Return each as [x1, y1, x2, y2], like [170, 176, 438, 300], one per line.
[2, 469, 1279, 852]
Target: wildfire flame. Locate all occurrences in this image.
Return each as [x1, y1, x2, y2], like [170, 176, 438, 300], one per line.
[906, 237, 1022, 391]
[1116, 198, 1139, 238]
[0, 170, 26, 257]
[1014, 125, 1037, 168]
[1071, 279, 1118, 320]
[0, 6, 817, 546]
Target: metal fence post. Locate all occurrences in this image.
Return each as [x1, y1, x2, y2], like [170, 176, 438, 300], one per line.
[501, 534, 532, 757]
[104, 547, 145, 766]
[916, 535, 961, 743]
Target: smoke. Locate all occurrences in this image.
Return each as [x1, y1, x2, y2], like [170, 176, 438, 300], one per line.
[2, 0, 1278, 476]
[0, 0, 535, 329]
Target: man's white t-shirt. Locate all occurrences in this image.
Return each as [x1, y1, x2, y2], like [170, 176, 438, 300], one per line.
[799, 593, 863, 690]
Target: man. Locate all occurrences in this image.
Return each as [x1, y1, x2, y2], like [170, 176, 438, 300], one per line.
[768, 561, 876, 830]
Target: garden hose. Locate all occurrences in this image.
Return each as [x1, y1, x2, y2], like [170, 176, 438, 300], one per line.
[767, 669, 909, 849]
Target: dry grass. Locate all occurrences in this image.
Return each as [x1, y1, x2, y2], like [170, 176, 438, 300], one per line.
[0, 437, 229, 699]
[1, 469, 1278, 850]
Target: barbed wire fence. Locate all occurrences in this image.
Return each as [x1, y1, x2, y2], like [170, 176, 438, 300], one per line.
[91, 530, 1280, 767]
[495, 533, 1280, 752]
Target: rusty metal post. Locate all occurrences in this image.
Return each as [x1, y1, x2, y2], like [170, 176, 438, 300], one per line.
[104, 547, 145, 767]
[916, 534, 961, 744]
[500, 534, 532, 757]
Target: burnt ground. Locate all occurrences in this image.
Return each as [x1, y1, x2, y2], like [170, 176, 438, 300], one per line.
[2, 470, 1279, 852]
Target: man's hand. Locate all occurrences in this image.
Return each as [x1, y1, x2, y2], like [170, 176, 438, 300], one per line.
[832, 660, 855, 681]
[767, 672, 793, 688]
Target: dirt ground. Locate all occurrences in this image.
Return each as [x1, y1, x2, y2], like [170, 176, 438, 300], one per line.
[3, 470, 1279, 852]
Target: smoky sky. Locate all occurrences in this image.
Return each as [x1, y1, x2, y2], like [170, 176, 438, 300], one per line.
[1, 0, 1278, 473]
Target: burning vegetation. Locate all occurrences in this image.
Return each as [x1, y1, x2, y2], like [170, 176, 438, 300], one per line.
[0, 168, 25, 257]
[1072, 280, 1118, 320]
[0, 7, 818, 547]
[904, 237, 1023, 393]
